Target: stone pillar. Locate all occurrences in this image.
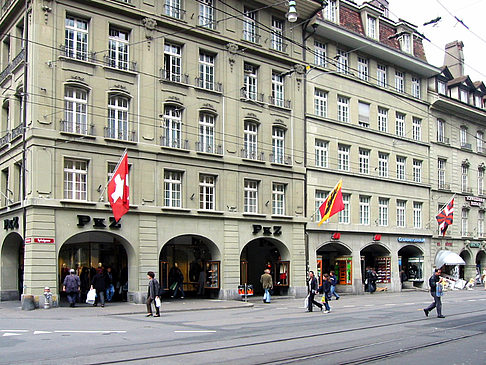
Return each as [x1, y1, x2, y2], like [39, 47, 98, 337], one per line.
[135, 215, 158, 304]
[353, 249, 363, 294]
[290, 223, 307, 298]
[220, 220, 240, 299]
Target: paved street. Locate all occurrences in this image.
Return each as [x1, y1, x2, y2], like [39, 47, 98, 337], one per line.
[1, 289, 486, 364]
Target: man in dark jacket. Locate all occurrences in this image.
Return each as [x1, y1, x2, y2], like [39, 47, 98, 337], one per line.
[329, 271, 340, 300]
[63, 269, 80, 307]
[91, 269, 107, 307]
[307, 271, 323, 312]
[423, 268, 445, 318]
[146, 271, 160, 317]
[169, 263, 185, 299]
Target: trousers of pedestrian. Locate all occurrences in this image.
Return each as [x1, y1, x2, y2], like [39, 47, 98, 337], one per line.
[263, 289, 271, 303]
[425, 292, 442, 316]
[321, 295, 330, 311]
[95, 290, 105, 306]
[146, 297, 160, 316]
[66, 292, 78, 304]
[106, 284, 115, 302]
[330, 285, 340, 299]
[173, 282, 185, 298]
[307, 293, 322, 312]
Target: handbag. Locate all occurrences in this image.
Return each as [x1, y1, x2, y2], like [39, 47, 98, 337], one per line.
[155, 297, 162, 308]
[170, 282, 177, 291]
[86, 288, 97, 305]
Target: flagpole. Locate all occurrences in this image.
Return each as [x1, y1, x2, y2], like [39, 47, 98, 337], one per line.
[425, 193, 455, 231]
[98, 149, 128, 202]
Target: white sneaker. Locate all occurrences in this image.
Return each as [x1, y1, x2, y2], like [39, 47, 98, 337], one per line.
[323, 310, 329, 313]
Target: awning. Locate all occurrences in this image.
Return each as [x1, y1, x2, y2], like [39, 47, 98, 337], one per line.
[435, 250, 466, 268]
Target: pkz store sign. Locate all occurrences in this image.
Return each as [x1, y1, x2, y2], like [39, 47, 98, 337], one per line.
[465, 196, 485, 207]
[397, 237, 425, 243]
[252, 224, 282, 236]
[4, 217, 19, 230]
[77, 215, 121, 229]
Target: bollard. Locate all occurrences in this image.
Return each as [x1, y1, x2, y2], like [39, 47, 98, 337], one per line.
[43, 287, 52, 309]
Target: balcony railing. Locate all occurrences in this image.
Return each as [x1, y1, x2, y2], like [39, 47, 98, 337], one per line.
[103, 55, 137, 72]
[160, 68, 189, 84]
[196, 142, 223, 155]
[10, 122, 24, 140]
[60, 120, 95, 136]
[461, 142, 472, 150]
[269, 154, 292, 165]
[242, 30, 261, 44]
[241, 148, 264, 161]
[195, 77, 223, 92]
[438, 182, 450, 191]
[0, 48, 25, 83]
[59, 44, 97, 63]
[160, 136, 189, 150]
[240, 88, 265, 102]
[462, 187, 473, 194]
[104, 126, 137, 142]
[270, 41, 288, 53]
[198, 15, 217, 30]
[269, 96, 291, 109]
[0, 132, 10, 148]
[437, 136, 450, 144]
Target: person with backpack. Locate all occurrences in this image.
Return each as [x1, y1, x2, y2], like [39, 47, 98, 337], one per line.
[329, 271, 340, 300]
[146, 271, 161, 317]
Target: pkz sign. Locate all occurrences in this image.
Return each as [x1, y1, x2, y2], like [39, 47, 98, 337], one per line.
[252, 224, 282, 236]
[77, 215, 121, 229]
[4, 217, 19, 230]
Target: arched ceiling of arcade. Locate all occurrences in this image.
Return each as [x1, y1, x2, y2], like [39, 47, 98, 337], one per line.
[240, 237, 291, 261]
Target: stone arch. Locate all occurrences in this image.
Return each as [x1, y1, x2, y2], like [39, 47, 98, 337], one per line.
[1, 232, 24, 301]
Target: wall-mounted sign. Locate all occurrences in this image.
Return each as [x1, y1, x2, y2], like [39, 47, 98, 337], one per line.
[77, 215, 121, 229]
[4, 217, 19, 230]
[25, 237, 55, 244]
[465, 196, 485, 207]
[252, 225, 282, 236]
[445, 242, 453, 247]
[469, 242, 481, 248]
[398, 237, 425, 243]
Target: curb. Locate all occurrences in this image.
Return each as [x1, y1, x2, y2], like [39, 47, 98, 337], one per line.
[109, 302, 254, 316]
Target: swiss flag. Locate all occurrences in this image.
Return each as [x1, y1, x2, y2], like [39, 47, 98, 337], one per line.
[108, 151, 129, 222]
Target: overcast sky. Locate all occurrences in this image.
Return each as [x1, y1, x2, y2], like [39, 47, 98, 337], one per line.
[375, 0, 485, 81]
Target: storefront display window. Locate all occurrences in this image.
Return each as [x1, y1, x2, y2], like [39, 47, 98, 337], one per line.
[376, 256, 391, 283]
[335, 257, 352, 285]
[274, 261, 290, 286]
[205, 261, 220, 288]
[407, 257, 423, 281]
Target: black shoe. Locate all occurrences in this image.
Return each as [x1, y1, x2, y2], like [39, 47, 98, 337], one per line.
[423, 309, 429, 317]
[336, 297, 340, 300]
[154, 314, 160, 317]
[146, 313, 153, 317]
[437, 315, 445, 318]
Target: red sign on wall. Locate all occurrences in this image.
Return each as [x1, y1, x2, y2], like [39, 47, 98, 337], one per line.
[25, 237, 55, 244]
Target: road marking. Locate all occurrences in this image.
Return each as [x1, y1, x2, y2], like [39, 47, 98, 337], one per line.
[403, 302, 415, 305]
[342, 305, 355, 308]
[34, 331, 52, 335]
[364, 304, 374, 307]
[2, 333, 22, 337]
[384, 303, 396, 306]
[0, 330, 28, 332]
[54, 330, 126, 334]
[174, 330, 216, 333]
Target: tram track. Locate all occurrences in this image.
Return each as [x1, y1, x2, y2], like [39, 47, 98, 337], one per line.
[88, 309, 486, 365]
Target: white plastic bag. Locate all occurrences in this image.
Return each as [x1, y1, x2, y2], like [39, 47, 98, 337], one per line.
[155, 297, 161, 308]
[86, 289, 97, 305]
[304, 295, 309, 310]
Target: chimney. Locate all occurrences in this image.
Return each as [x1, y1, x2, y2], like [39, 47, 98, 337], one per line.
[444, 41, 464, 78]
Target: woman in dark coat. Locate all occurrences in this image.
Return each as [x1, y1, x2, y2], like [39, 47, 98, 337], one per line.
[146, 271, 160, 317]
[91, 269, 107, 307]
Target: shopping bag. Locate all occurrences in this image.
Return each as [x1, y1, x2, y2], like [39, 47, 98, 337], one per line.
[304, 295, 309, 310]
[170, 282, 177, 291]
[86, 289, 97, 305]
[155, 297, 162, 308]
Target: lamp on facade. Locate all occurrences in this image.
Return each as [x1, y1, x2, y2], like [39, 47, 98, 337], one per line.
[287, 0, 298, 22]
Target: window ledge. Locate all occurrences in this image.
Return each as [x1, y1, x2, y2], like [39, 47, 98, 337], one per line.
[193, 85, 223, 95]
[161, 146, 190, 153]
[271, 215, 293, 219]
[162, 207, 191, 213]
[60, 131, 96, 139]
[242, 213, 266, 218]
[104, 137, 137, 144]
[8, 201, 21, 208]
[102, 65, 138, 76]
[196, 151, 223, 157]
[197, 209, 225, 215]
[242, 158, 266, 164]
[61, 200, 97, 206]
[58, 55, 97, 68]
[103, 203, 138, 209]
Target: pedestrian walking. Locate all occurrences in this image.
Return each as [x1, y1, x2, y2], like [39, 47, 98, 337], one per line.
[321, 274, 331, 313]
[169, 263, 185, 299]
[197, 267, 206, 296]
[260, 268, 273, 303]
[482, 268, 486, 290]
[306, 271, 323, 312]
[400, 269, 408, 289]
[423, 268, 445, 318]
[91, 268, 107, 307]
[329, 271, 340, 300]
[146, 271, 160, 317]
[63, 269, 80, 307]
[105, 267, 115, 302]
[366, 267, 377, 293]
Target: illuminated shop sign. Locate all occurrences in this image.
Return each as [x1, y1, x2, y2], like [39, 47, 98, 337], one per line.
[397, 237, 425, 243]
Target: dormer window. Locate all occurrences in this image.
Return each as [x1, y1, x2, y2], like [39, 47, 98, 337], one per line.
[324, 0, 338, 23]
[438, 80, 447, 95]
[460, 88, 468, 103]
[399, 33, 412, 53]
[474, 94, 484, 108]
[367, 15, 377, 39]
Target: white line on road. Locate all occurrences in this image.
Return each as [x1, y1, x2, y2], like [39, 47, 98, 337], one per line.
[403, 303, 415, 305]
[384, 304, 396, 306]
[342, 305, 356, 308]
[54, 330, 127, 334]
[467, 299, 477, 302]
[34, 331, 52, 335]
[2, 333, 22, 337]
[364, 304, 374, 307]
[174, 330, 216, 333]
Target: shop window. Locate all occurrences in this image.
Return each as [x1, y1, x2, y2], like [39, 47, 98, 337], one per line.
[335, 257, 352, 285]
[407, 257, 423, 281]
[204, 261, 220, 289]
[375, 256, 391, 283]
[274, 261, 289, 287]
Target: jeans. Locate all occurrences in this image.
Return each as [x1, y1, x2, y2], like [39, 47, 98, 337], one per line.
[106, 284, 115, 302]
[172, 282, 185, 298]
[66, 292, 78, 305]
[263, 288, 271, 303]
[330, 285, 340, 299]
[95, 290, 105, 306]
[322, 294, 330, 311]
[425, 292, 442, 316]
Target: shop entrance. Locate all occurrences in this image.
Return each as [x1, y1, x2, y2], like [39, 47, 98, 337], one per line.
[159, 235, 221, 298]
[58, 232, 132, 303]
[1, 232, 24, 301]
[476, 251, 486, 278]
[240, 238, 290, 295]
[360, 244, 391, 288]
[459, 250, 473, 279]
[316, 241, 352, 287]
[398, 245, 424, 288]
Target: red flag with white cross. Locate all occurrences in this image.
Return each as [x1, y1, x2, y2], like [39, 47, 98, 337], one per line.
[108, 151, 129, 222]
